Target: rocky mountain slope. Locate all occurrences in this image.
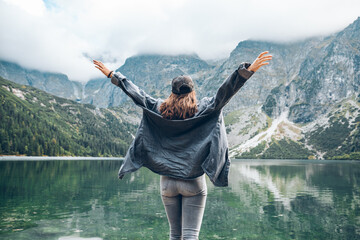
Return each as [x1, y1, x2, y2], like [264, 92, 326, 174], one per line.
[226, 17, 360, 159]
[0, 60, 83, 101]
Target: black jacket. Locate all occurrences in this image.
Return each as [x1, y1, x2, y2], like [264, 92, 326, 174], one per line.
[111, 62, 254, 187]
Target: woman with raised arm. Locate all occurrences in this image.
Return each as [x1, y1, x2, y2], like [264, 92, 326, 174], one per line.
[93, 51, 272, 240]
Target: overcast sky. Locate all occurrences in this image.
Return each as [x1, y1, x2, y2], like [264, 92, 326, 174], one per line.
[0, 0, 359, 82]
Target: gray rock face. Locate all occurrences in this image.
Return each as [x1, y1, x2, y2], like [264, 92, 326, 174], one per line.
[263, 17, 360, 123]
[206, 38, 324, 114]
[226, 17, 360, 159]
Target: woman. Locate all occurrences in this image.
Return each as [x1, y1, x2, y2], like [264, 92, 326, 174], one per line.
[93, 51, 272, 239]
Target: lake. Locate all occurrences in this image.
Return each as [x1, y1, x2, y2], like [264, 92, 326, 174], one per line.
[0, 159, 359, 240]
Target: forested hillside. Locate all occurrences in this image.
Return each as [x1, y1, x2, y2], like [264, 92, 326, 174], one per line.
[0, 77, 137, 157]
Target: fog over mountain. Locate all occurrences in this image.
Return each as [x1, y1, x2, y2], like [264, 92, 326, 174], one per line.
[1, 0, 360, 82]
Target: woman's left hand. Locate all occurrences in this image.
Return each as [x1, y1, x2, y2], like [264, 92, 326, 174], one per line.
[93, 60, 113, 78]
[247, 51, 272, 73]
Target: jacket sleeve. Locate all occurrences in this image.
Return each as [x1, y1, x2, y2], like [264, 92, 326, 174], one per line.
[111, 72, 158, 110]
[211, 62, 254, 111]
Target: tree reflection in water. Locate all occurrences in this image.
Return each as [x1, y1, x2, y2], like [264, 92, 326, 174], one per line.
[0, 159, 359, 240]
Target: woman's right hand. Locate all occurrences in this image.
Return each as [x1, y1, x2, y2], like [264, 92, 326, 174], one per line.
[93, 60, 113, 78]
[247, 51, 272, 72]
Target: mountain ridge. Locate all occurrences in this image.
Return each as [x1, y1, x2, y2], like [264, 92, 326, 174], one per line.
[1, 16, 360, 159]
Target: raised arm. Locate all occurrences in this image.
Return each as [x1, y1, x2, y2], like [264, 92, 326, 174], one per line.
[212, 62, 254, 111]
[111, 72, 158, 110]
[211, 51, 272, 111]
[93, 60, 158, 110]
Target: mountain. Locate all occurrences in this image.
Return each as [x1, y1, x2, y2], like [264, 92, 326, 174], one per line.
[0, 60, 84, 101]
[226, 97, 360, 160]
[0, 54, 217, 108]
[262, 22, 359, 123]
[0, 76, 138, 157]
[1, 17, 360, 159]
[81, 54, 216, 107]
[202, 37, 325, 113]
[227, 17, 360, 159]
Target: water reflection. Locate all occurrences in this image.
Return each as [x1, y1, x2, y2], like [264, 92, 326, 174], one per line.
[219, 160, 360, 239]
[0, 159, 359, 240]
[229, 163, 335, 210]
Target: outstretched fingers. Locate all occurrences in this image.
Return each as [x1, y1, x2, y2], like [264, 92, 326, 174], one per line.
[248, 51, 272, 72]
[258, 62, 269, 66]
[260, 55, 272, 59]
[93, 59, 112, 77]
[259, 57, 272, 62]
[258, 51, 269, 58]
[258, 54, 272, 64]
[93, 60, 104, 67]
[93, 60, 105, 70]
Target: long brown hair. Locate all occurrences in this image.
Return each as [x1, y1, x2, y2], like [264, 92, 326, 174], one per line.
[159, 91, 198, 120]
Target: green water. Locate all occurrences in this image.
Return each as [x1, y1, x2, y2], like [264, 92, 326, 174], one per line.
[0, 159, 359, 240]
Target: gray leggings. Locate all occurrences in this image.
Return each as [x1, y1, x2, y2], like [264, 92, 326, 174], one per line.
[160, 174, 207, 240]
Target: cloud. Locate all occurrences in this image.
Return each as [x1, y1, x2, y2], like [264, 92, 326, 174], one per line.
[0, 0, 94, 81]
[3, 0, 46, 16]
[0, 0, 360, 82]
